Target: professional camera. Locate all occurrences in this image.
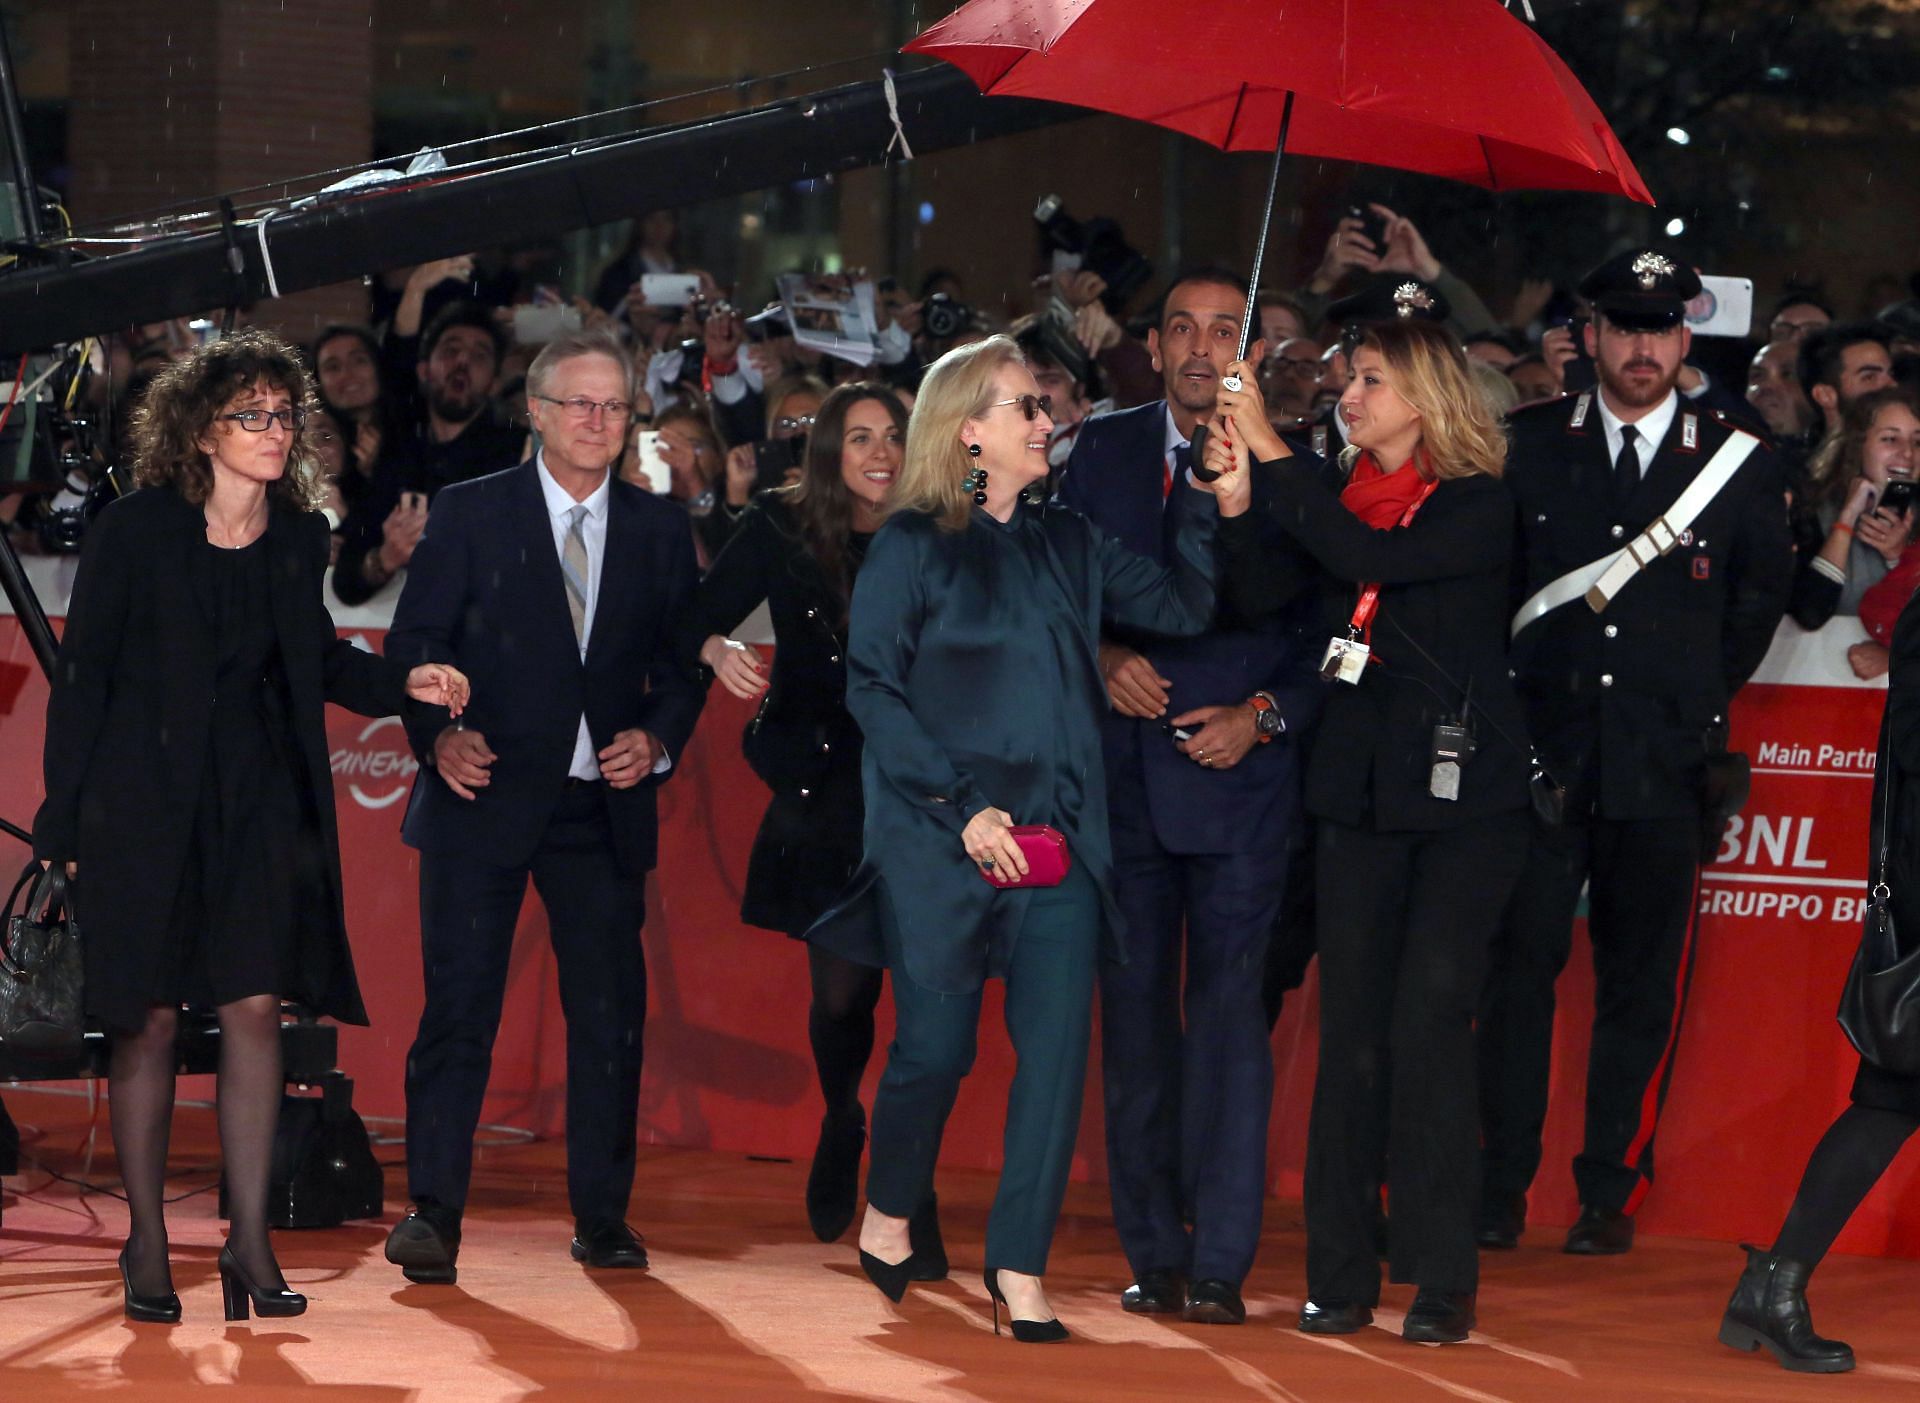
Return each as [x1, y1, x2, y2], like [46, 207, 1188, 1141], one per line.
[922, 291, 974, 342]
[1034, 195, 1152, 308]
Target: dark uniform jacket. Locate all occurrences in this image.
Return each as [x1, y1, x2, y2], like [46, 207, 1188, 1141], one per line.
[1506, 390, 1793, 821]
[34, 488, 409, 1030]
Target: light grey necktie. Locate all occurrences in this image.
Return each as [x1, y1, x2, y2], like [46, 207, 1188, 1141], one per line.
[561, 504, 590, 647]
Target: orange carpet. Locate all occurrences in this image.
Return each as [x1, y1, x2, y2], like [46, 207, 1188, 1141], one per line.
[3, 1084, 1918, 1401]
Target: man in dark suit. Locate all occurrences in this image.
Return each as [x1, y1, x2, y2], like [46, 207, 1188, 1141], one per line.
[382, 327, 704, 1282]
[1056, 267, 1320, 1324]
[1477, 249, 1793, 1255]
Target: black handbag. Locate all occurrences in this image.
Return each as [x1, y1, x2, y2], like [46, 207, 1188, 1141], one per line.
[1837, 706, 1920, 1074]
[0, 860, 84, 1055]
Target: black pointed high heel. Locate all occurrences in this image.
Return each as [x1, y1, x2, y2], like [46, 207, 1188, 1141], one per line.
[118, 1246, 181, 1324]
[858, 1247, 915, 1304]
[219, 1246, 307, 1321]
[983, 1266, 1069, 1343]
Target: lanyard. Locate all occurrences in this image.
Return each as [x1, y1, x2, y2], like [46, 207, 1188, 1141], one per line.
[1345, 479, 1440, 640]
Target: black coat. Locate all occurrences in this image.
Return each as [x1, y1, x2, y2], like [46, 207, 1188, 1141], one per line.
[676, 490, 867, 933]
[34, 487, 409, 1030]
[385, 461, 706, 876]
[1221, 455, 1532, 832]
[1506, 392, 1793, 820]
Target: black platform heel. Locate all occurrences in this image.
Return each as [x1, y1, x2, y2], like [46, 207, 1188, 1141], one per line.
[219, 1246, 307, 1321]
[118, 1246, 181, 1324]
[983, 1266, 1069, 1343]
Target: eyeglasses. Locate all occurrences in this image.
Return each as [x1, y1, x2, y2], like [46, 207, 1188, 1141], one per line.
[1272, 356, 1322, 377]
[1769, 318, 1826, 341]
[219, 409, 304, 433]
[534, 394, 634, 422]
[773, 415, 815, 435]
[988, 394, 1053, 422]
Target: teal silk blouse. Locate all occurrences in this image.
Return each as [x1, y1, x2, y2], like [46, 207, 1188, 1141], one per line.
[808, 491, 1219, 995]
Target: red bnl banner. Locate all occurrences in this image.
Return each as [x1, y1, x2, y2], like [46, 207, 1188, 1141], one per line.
[3, 559, 1918, 1258]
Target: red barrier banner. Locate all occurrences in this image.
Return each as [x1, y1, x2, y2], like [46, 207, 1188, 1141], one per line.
[4, 562, 1917, 1257]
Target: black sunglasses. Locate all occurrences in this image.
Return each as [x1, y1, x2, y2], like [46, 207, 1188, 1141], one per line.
[988, 393, 1054, 422]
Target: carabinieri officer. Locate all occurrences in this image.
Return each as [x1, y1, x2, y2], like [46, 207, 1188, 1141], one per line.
[1475, 248, 1793, 1255]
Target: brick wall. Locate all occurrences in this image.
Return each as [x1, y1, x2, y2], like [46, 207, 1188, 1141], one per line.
[67, 0, 375, 337]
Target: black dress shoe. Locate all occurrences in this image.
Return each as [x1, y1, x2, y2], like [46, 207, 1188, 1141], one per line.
[1298, 1298, 1373, 1334]
[906, 1195, 949, 1281]
[1563, 1204, 1634, 1256]
[118, 1246, 182, 1324]
[571, 1221, 649, 1269]
[1476, 1194, 1527, 1250]
[1718, 1243, 1854, 1374]
[219, 1246, 307, 1322]
[385, 1207, 461, 1285]
[1183, 1278, 1246, 1325]
[805, 1108, 866, 1243]
[1120, 1267, 1186, 1314]
[1403, 1289, 1476, 1344]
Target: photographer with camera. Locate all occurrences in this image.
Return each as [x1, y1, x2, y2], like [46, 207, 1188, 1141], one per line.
[1299, 203, 1499, 341]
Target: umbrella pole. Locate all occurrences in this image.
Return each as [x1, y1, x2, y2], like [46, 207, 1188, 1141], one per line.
[1191, 91, 1293, 481]
[1236, 90, 1295, 362]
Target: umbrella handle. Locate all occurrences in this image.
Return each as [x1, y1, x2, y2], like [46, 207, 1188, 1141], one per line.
[1192, 93, 1295, 485]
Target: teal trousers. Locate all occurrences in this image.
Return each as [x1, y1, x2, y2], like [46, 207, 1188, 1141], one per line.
[867, 865, 1100, 1275]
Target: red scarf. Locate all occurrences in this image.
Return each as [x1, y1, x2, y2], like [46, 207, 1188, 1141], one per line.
[1339, 450, 1433, 529]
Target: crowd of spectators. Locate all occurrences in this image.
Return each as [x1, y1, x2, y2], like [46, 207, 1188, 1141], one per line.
[44, 199, 1920, 675]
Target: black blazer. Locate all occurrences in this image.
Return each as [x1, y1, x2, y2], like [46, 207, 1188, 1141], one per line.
[675, 489, 867, 931]
[1056, 403, 1323, 855]
[1222, 455, 1531, 831]
[677, 490, 861, 792]
[386, 461, 705, 875]
[34, 487, 408, 1030]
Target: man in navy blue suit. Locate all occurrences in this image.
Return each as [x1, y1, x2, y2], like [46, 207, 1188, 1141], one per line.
[1056, 268, 1321, 1324]
[381, 327, 704, 1282]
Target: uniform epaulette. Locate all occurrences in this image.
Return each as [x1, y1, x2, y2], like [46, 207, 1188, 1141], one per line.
[1707, 406, 1775, 451]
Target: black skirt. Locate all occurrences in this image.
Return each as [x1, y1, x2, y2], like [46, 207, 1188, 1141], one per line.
[741, 757, 864, 937]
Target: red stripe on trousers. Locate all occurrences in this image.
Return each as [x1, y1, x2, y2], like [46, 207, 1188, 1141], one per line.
[1620, 861, 1704, 1216]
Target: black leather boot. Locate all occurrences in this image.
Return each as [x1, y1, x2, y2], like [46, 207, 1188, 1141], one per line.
[1718, 1243, 1854, 1374]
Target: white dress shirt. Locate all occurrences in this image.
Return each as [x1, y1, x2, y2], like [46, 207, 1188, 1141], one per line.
[535, 455, 670, 782]
[1595, 387, 1679, 475]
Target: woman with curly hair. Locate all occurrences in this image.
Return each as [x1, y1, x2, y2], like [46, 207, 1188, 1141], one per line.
[34, 329, 469, 1325]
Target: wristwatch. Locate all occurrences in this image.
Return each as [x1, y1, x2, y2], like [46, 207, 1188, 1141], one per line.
[1248, 691, 1285, 743]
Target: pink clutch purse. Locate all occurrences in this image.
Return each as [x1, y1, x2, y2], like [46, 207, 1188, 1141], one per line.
[977, 825, 1072, 888]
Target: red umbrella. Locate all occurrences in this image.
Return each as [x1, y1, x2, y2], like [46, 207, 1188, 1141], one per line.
[906, 0, 1652, 205]
[906, 0, 1652, 461]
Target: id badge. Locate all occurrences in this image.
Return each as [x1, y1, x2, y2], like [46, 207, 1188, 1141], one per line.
[1320, 634, 1370, 685]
